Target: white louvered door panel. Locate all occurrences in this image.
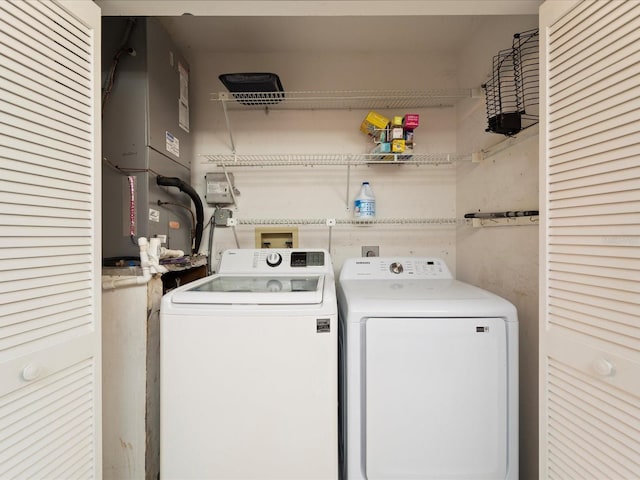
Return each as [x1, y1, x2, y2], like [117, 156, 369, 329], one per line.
[0, 0, 101, 478]
[540, 1, 640, 478]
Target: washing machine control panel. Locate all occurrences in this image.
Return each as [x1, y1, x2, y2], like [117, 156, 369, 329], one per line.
[340, 257, 453, 280]
[219, 249, 331, 273]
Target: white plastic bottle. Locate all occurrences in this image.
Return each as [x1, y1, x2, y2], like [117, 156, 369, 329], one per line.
[354, 181, 376, 218]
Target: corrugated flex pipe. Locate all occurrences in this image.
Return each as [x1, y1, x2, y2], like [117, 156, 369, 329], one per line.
[156, 175, 204, 254]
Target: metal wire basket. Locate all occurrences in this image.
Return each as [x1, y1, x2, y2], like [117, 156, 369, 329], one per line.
[483, 29, 539, 136]
[513, 29, 540, 129]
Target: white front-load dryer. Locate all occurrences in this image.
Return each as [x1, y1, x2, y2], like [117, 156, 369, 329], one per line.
[161, 249, 338, 480]
[337, 257, 518, 480]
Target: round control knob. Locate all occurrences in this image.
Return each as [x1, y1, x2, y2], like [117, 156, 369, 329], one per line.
[389, 262, 404, 274]
[266, 279, 283, 292]
[266, 252, 282, 267]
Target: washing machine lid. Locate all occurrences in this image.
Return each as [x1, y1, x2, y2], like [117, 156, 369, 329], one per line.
[171, 273, 325, 305]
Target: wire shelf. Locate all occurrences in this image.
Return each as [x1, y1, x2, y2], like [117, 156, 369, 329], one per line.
[224, 216, 537, 227]
[211, 89, 475, 111]
[227, 217, 461, 226]
[202, 153, 467, 167]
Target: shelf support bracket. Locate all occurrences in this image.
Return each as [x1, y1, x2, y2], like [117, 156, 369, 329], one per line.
[345, 157, 351, 211]
[480, 123, 539, 161]
[221, 163, 239, 207]
[326, 218, 336, 252]
[220, 93, 237, 154]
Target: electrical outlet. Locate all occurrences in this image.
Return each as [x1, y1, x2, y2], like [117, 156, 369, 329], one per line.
[214, 208, 232, 226]
[362, 246, 379, 257]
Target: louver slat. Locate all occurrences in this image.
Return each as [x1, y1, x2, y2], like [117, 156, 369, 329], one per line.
[550, 1, 640, 89]
[0, 72, 91, 128]
[549, 287, 636, 319]
[0, 6, 91, 99]
[0, 1, 91, 81]
[0, 166, 92, 192]
[549, 80, 640, 139]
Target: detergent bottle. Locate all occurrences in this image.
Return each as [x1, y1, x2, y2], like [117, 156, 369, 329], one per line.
[354, 181, 376, 218]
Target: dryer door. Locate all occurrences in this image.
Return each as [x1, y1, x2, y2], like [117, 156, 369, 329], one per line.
[365, 317, 509, 479]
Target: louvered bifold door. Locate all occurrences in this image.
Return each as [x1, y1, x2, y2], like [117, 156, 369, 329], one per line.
[539, 0, 640, 479]
[0, 1, 101, 479]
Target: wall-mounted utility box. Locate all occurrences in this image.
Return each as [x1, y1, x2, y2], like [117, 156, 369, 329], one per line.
[255, 227, 299, 249]
[205, 172, 235, 205]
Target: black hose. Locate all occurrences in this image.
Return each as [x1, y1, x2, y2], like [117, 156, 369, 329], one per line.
[156, 176, 204, 254]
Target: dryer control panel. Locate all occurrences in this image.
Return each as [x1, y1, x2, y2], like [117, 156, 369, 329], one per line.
[340, 257, 453, 280]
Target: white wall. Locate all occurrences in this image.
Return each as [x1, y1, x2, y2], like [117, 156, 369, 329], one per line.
[190, 51, 460, 272]
[455, 16, 540, 480]
[456, 139, 539, 480]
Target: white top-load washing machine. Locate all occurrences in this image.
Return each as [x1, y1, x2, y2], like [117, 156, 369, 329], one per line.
[160, 249, 338, 480]
[337, 257, 518, 480]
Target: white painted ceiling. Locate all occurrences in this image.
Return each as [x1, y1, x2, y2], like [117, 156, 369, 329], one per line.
[156, 15, 505, 54]
[94, 0, 542, 55]
[98, 0, 541, 56]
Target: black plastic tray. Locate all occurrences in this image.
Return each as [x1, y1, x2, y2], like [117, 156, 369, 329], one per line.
[218, 73, 285, 105]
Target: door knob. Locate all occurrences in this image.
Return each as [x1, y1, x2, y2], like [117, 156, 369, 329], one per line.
[593, 358, 615, 377]
[22, 363, 42, 382]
